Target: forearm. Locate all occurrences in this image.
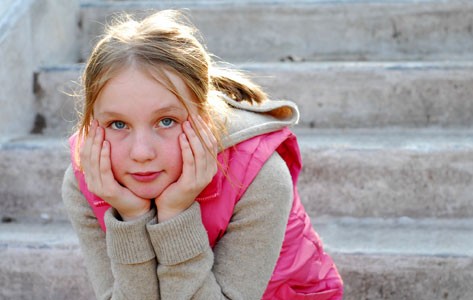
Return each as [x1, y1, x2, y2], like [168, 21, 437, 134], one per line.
[147, 203, 223, 299]
[146, 152, 292, 299]
[62, 165, 160, 300]
[105, 209, 159, 300]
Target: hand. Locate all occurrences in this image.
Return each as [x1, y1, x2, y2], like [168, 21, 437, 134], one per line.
[155, 115, 218, 222]
[80, 120, 151, 221]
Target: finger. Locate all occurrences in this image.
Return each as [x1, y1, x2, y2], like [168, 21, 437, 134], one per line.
[193, 116, 218, 176]
[80, 121, 99, 188]
[184, 119, 208, 176]
[80, 120, 97, 170]
[179, 132, 196, 184]
[183, 119, 206, 158]
[99, 140, 116, 199]
[90, 125, 104, 167]
[88, 125, 105, 189]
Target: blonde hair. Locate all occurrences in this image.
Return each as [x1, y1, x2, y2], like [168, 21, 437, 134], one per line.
[77, 10, 267, 142]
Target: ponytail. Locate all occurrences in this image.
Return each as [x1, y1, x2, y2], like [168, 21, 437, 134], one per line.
[209, 67, 267, 104]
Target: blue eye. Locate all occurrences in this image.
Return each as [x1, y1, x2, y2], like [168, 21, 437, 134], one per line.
[159, 118, 175, 128]
[111, 121, 127, 130]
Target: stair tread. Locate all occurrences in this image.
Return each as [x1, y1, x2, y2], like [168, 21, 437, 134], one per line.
[0, 221, 78, 249]
[35, 60, 473, 134]
[294, 127, 473, 150]
[2, 217, 472, 257]
[79, 0, 473, 63]
[314, 216, 473, 257]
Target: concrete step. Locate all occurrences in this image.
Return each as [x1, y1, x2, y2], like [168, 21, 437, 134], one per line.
[35, 61, 473, 135]
[0, 136, 70, 222]
[80, 0, 473, 62]
[32, 65, 82, 136]
[1, 217, 471, 299]
[0, 222, 94, 300]
[0, 0, 79, 137]
[314, 216, 473, 300]
[245, 61, 473, 128]
[1, 128, 472, 222]
[296, 127, 473, 218]
[313, 216, 473, 257]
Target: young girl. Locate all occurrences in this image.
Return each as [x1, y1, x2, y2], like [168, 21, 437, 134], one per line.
[62, 10, 343, 299]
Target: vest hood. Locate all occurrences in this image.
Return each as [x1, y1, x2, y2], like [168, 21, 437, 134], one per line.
[210, 92, 300, 149]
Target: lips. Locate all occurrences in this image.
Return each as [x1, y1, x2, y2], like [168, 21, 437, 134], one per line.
[130, 171, 161, 182]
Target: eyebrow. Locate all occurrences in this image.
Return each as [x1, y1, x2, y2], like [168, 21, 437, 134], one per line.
[96, 105, 187, 119]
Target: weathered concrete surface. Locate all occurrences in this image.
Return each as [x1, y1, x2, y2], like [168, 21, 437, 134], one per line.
[244, 61, 473, 128]
[1, 129, 472, 221]
[29, 0, 80, 66]
[33, 61, 473, 135]
[0, 0, 36, 137]
[0, 222, 94, 300]
[1, 219, 472, 300]
[80, 0, 473, 62]
[335, 253, 473, 300]
[297, 128, 473, 218]
[0, 136, 70, 222]
[33, 65, 83, 136]
[318, 217, 473, 299]
[0, 0, 80, 137]
[0, 0, 16, 16]
[313, 217, 473, 257]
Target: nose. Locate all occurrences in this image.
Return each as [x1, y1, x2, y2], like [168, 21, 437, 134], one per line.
[129, 130, 156, 162]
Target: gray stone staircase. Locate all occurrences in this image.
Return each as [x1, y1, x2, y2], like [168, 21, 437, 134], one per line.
[1, 1, 473, 299]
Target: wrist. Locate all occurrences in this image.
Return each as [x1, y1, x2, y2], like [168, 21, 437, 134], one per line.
[157, 208, 183, 222]
[119, 207, 151, 222]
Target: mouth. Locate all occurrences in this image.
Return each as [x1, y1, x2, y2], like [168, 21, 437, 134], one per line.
[130, 171, 161, 183]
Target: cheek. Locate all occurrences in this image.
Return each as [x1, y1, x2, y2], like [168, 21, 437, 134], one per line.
[107, 139, 127, 175]
[162, 126, 184, 159]
[166, 135, 184, 171]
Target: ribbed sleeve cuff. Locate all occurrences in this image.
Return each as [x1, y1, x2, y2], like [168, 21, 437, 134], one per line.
[147, 202, 209, 266]
[105, 208, 156, 264]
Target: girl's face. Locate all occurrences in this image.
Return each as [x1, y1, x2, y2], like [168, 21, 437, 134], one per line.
[93, 66, 197, 199]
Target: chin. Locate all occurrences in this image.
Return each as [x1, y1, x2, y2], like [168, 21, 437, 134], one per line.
[132, 189, 163, 200]
[119, 179, 165, 200]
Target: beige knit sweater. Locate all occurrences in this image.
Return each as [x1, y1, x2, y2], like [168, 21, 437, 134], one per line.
[62, 95, 300, 299]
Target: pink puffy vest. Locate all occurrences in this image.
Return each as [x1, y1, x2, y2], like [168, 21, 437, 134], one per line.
[69, 127, 343, 299]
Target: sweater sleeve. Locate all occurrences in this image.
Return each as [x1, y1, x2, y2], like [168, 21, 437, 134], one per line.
[61, 164, 160, 300]
[146, 152, 293, 299]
